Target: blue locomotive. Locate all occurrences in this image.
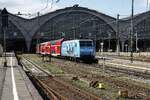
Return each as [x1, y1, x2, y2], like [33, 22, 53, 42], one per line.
[37, 39, 98, 63]
[61, 39, 97, 62]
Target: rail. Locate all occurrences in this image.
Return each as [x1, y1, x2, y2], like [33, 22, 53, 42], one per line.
[21, 56, 101, 100]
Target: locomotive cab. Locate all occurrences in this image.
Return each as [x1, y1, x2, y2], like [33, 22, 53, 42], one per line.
[61, 39, 96, 62]
[79, 40, 95, 60]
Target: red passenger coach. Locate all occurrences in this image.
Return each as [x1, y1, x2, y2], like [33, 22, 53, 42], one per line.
[50, 38, 64, 56]
[36, 38, 64, 57]
[45, 42, 51, 55]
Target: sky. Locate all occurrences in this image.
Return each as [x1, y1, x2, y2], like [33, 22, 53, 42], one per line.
[0, 0, 149, 18]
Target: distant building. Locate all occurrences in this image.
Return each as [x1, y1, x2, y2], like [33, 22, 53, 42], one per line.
[0, 5, 150, 52]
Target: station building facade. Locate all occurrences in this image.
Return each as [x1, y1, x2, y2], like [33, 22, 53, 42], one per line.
[0, 5, 150, 52]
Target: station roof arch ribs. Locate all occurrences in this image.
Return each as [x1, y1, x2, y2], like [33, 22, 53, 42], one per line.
[8, 13, 39, 51]
[33, 6, 117, 36]
[120, 10, 150, 28]
[119, 10, 150, 40]
[0, 13, 28, 51]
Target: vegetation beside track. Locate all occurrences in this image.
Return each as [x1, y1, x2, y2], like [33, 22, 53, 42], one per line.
[21, 55, 101, 100]
[21, 54, 150, 100]
[22, 54, 64, 74]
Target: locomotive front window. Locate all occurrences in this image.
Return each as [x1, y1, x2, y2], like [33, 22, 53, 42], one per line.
[80, 41, 93, 47]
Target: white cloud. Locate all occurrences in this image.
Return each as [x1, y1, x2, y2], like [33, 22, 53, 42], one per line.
[0, 0, 59, 18]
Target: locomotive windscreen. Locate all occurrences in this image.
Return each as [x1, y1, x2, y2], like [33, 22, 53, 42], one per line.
[80, 41, 93, 47]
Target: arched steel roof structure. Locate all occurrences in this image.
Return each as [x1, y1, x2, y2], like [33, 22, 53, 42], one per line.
[2, 6, 117, 51]
[2, 5, 150, 52]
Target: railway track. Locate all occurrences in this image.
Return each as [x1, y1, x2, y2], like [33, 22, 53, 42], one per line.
[21, 56, 101, 100]
[21, 54, 150, 99]
[57, 56, 150, 79]
[52, 58, 150, 99]
[96, 63, 150, 79]
[50, 57, 150, 99]
[47, 55, 150, 79]
[102, 54, 150, 63]
[95, 57, 150, 79]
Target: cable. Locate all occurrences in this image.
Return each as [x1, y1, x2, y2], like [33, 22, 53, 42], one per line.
[147, 0, 149, 10]
[39, 0, 49, 12]
[42, 19, 117, 37]
[17, 0, 54, 18]
[39, 0, 60, 14]
[43, 19, 150, 38]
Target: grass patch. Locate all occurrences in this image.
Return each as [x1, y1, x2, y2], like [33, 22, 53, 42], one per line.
[70, 79, 120, 100]
[22, 54, 64, 75]
[116, 76, 150, 89]
[42, 63, 64, 74]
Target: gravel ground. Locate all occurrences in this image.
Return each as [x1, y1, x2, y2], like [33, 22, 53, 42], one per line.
[38, 76, 100, 100]
[22, 54, 150, 100]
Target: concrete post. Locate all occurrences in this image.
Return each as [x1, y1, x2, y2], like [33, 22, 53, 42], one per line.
[26, 39, 32, 52]
[121, 41, 125, 52]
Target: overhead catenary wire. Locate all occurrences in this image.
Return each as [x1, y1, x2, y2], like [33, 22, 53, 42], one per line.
[51, 13, 131, 34]
[31, 0, 150, 39]
[39, 0, 49, 12]
[16, 0, 60, 18]
[42, 19, 117, 36]
[147, 0, 149, 10]
[38, 0, 61, 15]
[42, 15, 150, 37]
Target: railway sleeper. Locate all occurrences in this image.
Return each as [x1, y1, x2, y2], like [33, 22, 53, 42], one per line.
[27, 73, 66, 100]
[102, 65, 150, 79]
